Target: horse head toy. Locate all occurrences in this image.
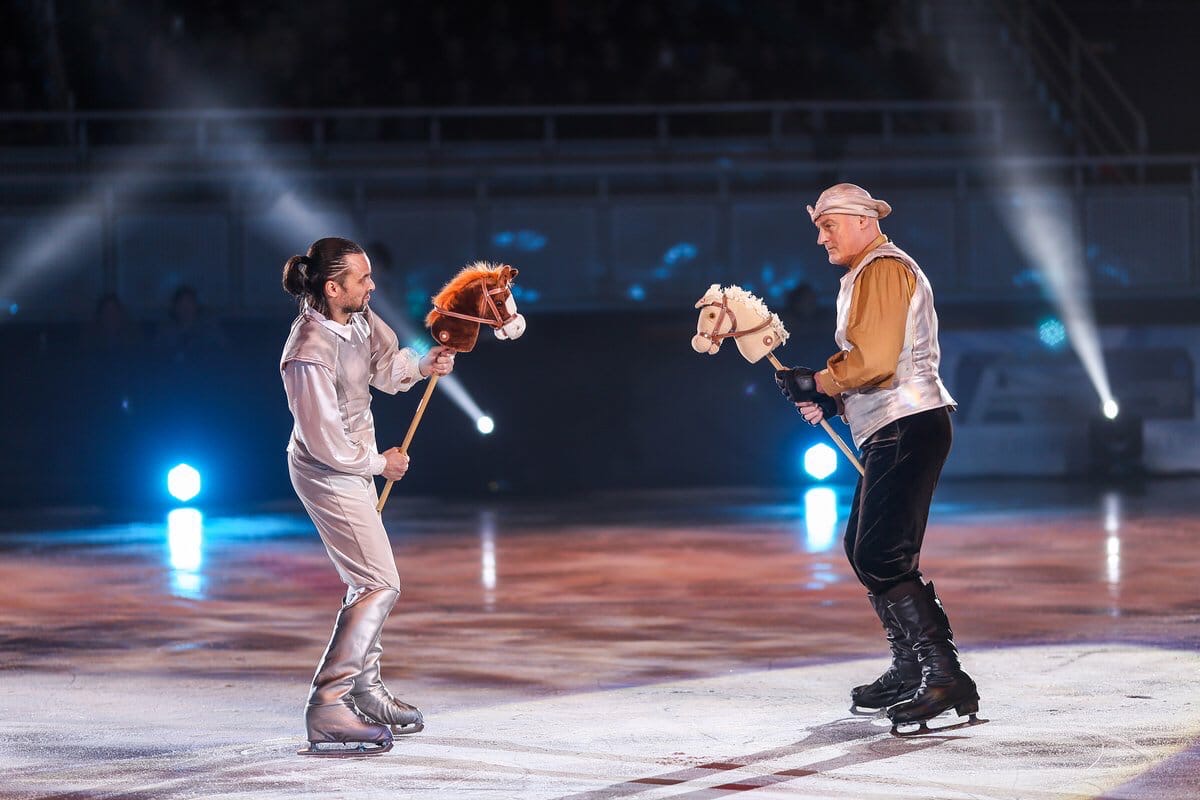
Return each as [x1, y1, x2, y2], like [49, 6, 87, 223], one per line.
[376, 261, 526, 513]
[426, 262, 525, 352]
[692, 284, 789, 363]
[690, 283, 863, 476]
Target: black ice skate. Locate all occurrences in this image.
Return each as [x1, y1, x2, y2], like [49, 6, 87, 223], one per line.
[850, 592, 920, 714]
[881, 580, 985, 736]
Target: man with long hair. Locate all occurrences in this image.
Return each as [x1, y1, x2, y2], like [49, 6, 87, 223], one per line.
[280, 236, 454, 755]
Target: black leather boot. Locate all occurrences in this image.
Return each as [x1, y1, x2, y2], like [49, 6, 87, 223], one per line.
[883, 581, 980, 729]
[851, 592, 920, 711]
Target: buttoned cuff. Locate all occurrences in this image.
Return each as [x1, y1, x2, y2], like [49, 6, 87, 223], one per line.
[392, 347, 427, 389]
[368, 453, 388, 476]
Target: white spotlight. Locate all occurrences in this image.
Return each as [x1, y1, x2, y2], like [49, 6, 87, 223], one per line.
[167, 463, 201, 502]
[803, 443, 837, 481]
[476, 415, 495, 435]
[1102, 400, 1119, 420]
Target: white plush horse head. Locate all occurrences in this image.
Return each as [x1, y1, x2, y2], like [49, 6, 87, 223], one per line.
[692, 284, 789, 364]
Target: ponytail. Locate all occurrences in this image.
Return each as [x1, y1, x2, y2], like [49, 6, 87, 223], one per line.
[281, 254, 311, 299]
[280, 238, 364, 313]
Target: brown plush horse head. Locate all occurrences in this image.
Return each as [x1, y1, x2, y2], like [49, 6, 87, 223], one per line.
[425, 262, 523, 352]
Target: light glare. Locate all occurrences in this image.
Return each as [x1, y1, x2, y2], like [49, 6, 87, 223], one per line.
[1102, 400, 1119, 420]
[803, 443, 837, 481]
[167, 508, 203, 572]
[167, 463, 201, 502]
[476, 415, 495, 435]
[1038, 317, 1067, 349]
[803, 487, 838, 552]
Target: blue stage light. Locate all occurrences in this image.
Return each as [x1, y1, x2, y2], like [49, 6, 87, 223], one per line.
[1038, 317, 1067, 349]
[803, 443, 837, 480]
[663, 241, 698, 265]
[167, 463, 201, 502]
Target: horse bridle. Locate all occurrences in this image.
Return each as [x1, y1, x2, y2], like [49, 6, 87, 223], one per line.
[433, 277, 517, 328]
[695, 293, 771, 347]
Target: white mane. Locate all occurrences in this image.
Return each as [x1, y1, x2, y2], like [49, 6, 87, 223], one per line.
[717, 284, 790, 344]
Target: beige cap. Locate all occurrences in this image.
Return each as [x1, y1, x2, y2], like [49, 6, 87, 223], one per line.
[807, 183, 892, 222]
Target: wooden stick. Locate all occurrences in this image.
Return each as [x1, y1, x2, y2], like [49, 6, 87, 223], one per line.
[766, 352, 865, 477]
[376, 373, 440, 513]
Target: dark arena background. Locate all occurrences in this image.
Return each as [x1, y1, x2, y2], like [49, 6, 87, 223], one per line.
[2, 1, 1199, 798]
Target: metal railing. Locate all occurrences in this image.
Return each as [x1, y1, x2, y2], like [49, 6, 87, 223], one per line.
[992, 0, 1147, 157]
[0, 99, 1003, 158]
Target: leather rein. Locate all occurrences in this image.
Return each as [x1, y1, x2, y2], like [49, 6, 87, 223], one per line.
[695, 293, 771, 346]
[432, 278, 516, 328]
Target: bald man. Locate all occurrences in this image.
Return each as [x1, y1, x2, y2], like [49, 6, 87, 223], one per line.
[775, 184, 979, 732]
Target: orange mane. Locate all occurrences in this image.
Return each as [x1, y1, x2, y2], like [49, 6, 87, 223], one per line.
[424, 261, 508, 327]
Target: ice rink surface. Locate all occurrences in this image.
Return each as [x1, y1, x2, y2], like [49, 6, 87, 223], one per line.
[1, 482, 1197, 799]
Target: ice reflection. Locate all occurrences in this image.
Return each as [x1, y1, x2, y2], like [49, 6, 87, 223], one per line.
[803, 487, 839, 553]
[1102, 491, 1121, 615]
[479, 510, 497, 610]
[167, 508, 206, 600]
[1103, 492, 1120, 535]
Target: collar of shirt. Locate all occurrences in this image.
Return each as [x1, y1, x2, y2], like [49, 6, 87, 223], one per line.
[849, 234, 890, 270]
[304, 305, 367, 342]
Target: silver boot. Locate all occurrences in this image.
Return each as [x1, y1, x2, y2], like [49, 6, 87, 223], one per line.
[352, 626, 425, 734]
[298, 588, 397, 756]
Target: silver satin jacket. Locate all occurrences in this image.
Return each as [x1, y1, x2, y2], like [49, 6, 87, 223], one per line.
[834, 241, 956, 448]
[280, 306, 424, 477]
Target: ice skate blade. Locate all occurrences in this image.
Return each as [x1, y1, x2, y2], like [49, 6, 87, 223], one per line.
[848, 704, 887, 718]
[297, 740, 394, 757]
[890, 713, 987, 737]
[391, 721, 424, 735]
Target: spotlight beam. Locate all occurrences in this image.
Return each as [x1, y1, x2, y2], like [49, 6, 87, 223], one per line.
[991, 184, 1117, 413]
[0, 151, 163, 306]
[940, 2, 1117, 418]
[238, 135, 492, 432]
[367, 288, 487, 423]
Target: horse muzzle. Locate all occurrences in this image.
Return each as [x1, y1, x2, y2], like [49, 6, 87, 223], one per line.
[692, 333, 720, 355]
[495, 314, 526, 340]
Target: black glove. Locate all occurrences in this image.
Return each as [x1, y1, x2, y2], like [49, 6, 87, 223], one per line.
[775, 367, 839, 419]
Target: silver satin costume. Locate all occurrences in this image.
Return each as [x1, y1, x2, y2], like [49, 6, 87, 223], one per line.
[833, 240, 956, 448]
[280, 305, 425, 598]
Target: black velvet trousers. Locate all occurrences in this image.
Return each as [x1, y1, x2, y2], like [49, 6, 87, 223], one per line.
[843, 406, 952, 595]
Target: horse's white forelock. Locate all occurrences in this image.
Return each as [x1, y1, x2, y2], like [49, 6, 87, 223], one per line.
[720, 284, 790, 344]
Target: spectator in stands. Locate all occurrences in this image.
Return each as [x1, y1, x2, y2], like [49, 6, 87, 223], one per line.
[155, 285, 228, 362]
[81, 292, 143, 357]
[20, 1, 939, 115]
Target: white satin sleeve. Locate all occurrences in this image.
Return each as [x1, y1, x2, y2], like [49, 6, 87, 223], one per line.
[371, 346, 425, 394]
[283, 361, 387, 476]
[366, 310, 425, 394]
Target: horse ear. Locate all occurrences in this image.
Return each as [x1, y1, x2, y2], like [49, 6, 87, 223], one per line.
[502, 264, 519, 281]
